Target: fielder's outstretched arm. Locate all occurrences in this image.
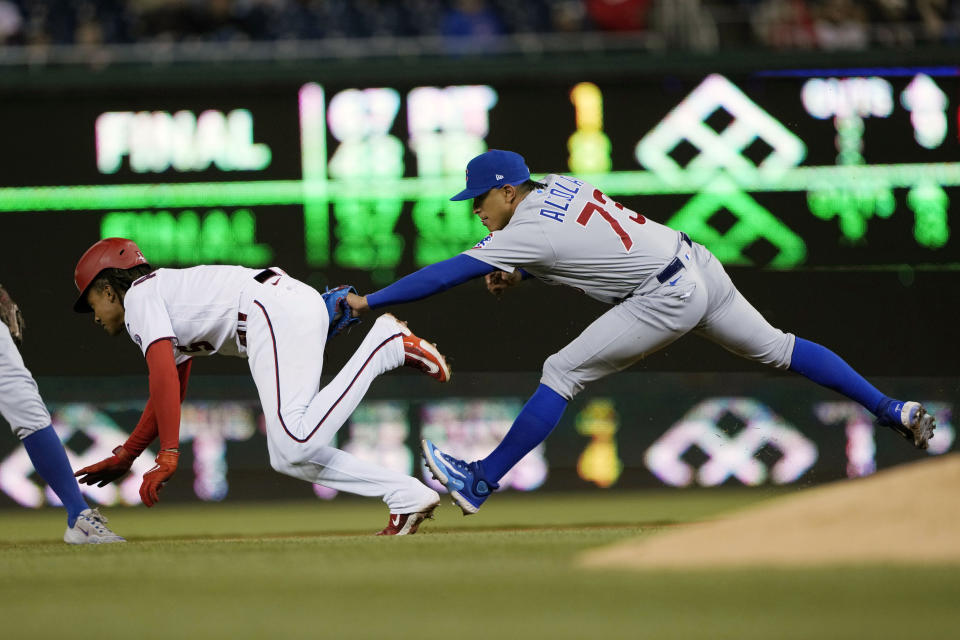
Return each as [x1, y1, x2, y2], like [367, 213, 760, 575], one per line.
[350, 254, 497, 313]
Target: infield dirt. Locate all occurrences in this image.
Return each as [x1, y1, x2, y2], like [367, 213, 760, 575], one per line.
[581, 453, 960, 569]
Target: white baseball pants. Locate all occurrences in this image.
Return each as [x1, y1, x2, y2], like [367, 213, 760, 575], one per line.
[240, 275, 438, 513]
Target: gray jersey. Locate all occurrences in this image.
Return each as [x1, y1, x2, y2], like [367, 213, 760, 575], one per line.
[464, 174, 794, 401]
[463, 174, 681, 304]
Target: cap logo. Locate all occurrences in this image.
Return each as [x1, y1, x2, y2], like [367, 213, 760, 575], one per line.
[495, 174, 504, 180]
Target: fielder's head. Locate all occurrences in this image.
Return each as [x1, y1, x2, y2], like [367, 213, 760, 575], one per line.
[73, 237, 153, 335]
[451, 150, 538, 231]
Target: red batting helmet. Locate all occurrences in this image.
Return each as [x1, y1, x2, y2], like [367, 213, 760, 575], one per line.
[73, 237, 149, 312]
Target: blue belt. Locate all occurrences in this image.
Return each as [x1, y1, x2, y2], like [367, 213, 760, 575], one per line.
[655, 233, 692, 284]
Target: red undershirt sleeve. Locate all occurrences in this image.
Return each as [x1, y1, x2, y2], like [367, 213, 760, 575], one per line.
[125, 341, 190, 454]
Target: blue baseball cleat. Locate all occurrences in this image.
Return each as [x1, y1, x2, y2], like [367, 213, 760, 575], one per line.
[421, 439, 498, 515]
[875, 399, 937, 450]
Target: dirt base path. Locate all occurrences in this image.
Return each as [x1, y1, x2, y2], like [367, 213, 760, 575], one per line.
[582, 454, 960, 569]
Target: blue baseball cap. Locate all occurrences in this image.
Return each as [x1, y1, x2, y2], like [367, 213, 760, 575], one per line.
[450, 149, 531, 201]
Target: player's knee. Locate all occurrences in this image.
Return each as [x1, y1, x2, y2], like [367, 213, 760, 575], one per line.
[540, 353, 580, 401]
[12, 424, 43, 440]
[268, 455, 290, 474]
[750, 331, 795, 369]
[279, 447, 314, 468]
[267, 444, 310, 473]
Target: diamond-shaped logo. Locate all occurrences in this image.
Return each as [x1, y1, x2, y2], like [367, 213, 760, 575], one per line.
[635, 74, 806, 189]
[635, 75, 808, 268]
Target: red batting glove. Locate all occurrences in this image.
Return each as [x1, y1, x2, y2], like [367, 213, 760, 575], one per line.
[140, 450, 179, 507]
[74, 445, 137, 487]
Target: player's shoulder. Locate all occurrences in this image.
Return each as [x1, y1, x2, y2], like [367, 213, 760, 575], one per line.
[175, 264, 259, 278]
[543, 173, 591, 193]
[147, 264, 252, 285]
[128, 269, 163, 292]
[514, 173, 592, 221]
[122, 271, 161, 310]
[522, 174, 591, 203]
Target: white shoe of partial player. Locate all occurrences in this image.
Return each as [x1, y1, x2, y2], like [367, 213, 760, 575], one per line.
[63, 508, 126, 544]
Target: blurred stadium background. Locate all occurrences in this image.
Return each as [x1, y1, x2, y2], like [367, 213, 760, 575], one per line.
[0, 0, 957, 513]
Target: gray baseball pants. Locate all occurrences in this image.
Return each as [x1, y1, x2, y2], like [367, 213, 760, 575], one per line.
[0, 323, 51, 439]
[541, 239, 796, 399]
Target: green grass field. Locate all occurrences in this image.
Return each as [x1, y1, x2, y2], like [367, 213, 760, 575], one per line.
[1, 490, 957, 639]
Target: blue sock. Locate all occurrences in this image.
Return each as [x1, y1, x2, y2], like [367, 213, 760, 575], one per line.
[789, 338, 887, 415]
[22, 426, 89, 527]
[482, 384, 568, 482]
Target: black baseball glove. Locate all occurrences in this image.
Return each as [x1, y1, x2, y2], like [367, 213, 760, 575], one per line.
[0, 283, 24, 346]
[322, 285, 362, 338]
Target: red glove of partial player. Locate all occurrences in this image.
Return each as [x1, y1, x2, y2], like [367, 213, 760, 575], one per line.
[74, 445, 137, 487]
[140, 450, 179, 507]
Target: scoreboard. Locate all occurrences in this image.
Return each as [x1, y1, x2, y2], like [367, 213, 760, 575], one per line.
[2, 67, 958, 284]
[1, 64, 958, 377]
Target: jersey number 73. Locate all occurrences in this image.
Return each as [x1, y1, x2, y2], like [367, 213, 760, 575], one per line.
[576, 189, 645, 252]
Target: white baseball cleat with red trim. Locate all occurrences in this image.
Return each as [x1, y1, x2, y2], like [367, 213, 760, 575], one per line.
[376, 498, 440, 536]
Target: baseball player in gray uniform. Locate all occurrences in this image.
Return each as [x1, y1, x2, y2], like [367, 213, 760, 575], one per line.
[0, 283, 124, 543]
[347, 149, 937, 515]
[71, 238, 449, 535]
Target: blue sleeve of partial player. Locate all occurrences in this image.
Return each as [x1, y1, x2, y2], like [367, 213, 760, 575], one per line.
[367, 254, 496, 309]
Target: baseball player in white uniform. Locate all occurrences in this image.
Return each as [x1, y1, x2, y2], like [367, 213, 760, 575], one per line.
[347, 149, 937, 515]
[71, 238, 448, 535]
[0, 283, 124, 543]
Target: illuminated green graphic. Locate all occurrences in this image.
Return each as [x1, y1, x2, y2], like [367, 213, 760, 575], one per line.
[801, 75, 950, 248]
[807, 180, 895, 241]
[101, 209, 273, 265]
[97, 109, 271, 174]
[567, 82, 611, 174]
[908, 181, 950, 248]
[637, 75, 807, 188]
[326, 87, 406, 281]
[636, 74, 808, 266]
[803, 77, 896, 244]
[669, 175, 806, 267]
[300, 83, 330, 267]
[1, 165, 957, 268]
[805, 115, 897, 242]
[406, 85, 498, 268]
[331, 196, 405, 277]
[412, 198, 484, 265]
